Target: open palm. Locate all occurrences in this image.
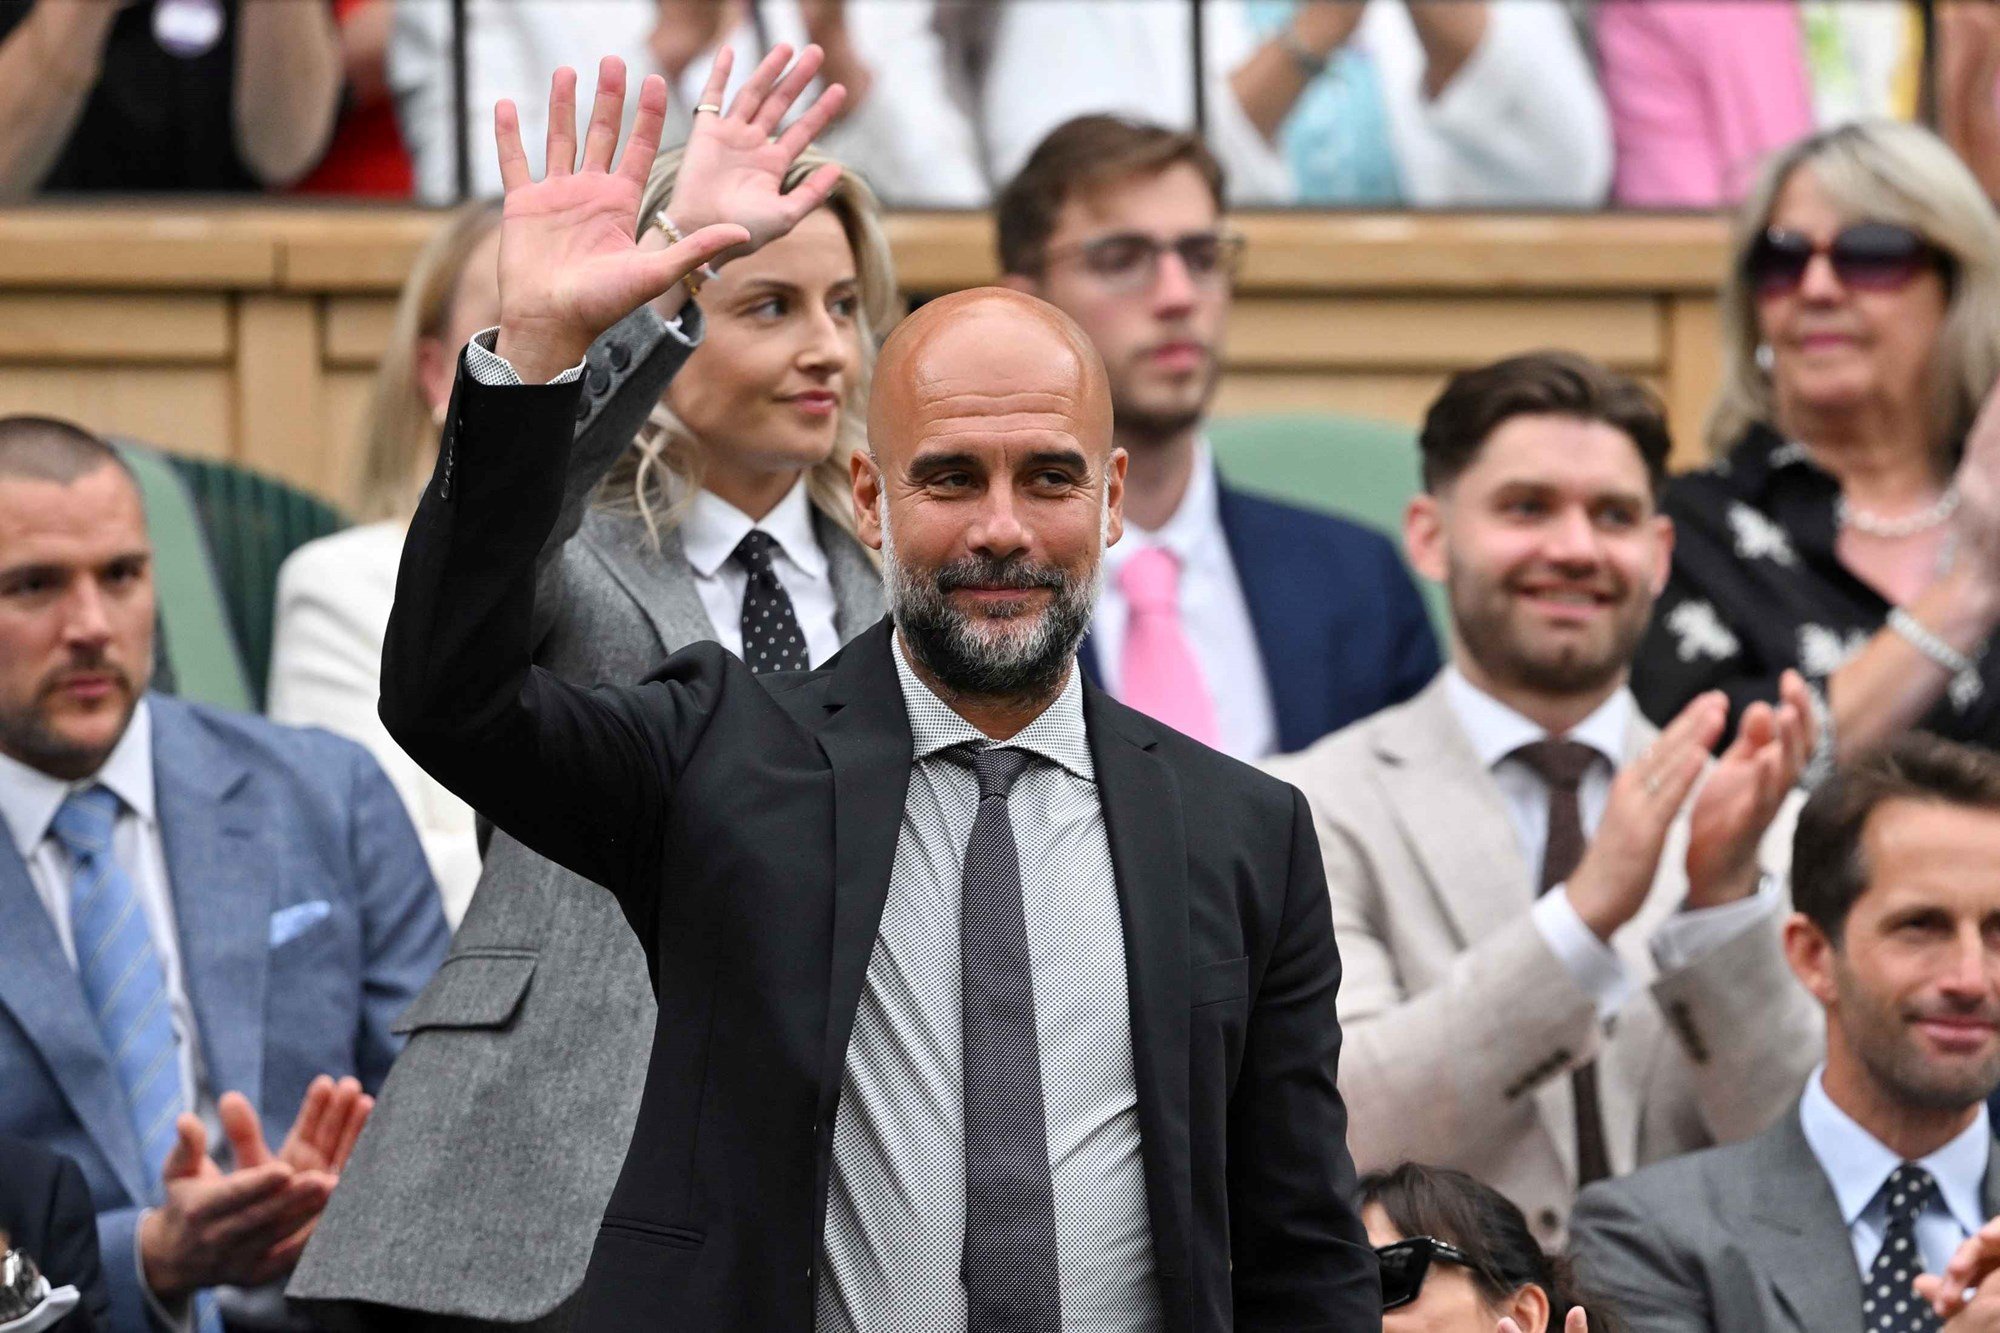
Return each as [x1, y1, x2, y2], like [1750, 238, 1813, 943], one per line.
[1684, 669, 1813, 901]
[493, 47, 846, 380]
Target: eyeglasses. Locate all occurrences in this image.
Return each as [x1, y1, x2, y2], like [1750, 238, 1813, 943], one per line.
[1376, 1236, 1481, 1311]
[1743, 222, 1943, 298]
[1039, 230, 1246, 293]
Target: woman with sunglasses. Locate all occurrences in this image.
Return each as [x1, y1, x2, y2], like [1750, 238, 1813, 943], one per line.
[1363, 1163, 1619, 1333]
[1631, 121, 2000, 762]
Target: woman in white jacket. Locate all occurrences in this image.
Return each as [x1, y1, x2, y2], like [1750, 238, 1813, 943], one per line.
[266, 203, 500, 923]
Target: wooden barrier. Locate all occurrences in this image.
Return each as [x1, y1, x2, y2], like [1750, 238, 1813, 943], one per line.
[0, 205, 1731, 510]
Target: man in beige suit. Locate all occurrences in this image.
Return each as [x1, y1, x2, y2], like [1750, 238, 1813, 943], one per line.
[1267, 351, 1824, 1249]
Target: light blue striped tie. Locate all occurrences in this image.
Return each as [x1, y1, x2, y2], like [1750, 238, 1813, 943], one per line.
[53, 785, 222, 1333]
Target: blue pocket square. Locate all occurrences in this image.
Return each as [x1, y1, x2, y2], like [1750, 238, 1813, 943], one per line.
[269, 901, 332, 948]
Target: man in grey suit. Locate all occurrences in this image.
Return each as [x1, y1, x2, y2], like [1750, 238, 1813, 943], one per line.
[1571, 734, 2000, 1333]
[289, 48, 883, 1332]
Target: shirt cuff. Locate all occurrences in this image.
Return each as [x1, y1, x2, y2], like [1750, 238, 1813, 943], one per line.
[1650, 873, 1783, 974]
[1533, 888, 1633, 1022]
[136, 1211, 195, 1333]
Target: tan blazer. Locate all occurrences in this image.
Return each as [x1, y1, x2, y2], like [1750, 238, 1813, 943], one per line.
[1264, 675, 1821, 1247]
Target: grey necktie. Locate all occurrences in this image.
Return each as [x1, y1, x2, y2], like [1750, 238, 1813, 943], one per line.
[958, 744, 1062, 1333]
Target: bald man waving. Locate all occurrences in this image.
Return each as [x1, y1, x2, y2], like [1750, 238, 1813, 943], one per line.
[378, 52, 1376, 1333]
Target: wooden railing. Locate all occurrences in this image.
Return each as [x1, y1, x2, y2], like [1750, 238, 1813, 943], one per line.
[0, 206, 1731, 510]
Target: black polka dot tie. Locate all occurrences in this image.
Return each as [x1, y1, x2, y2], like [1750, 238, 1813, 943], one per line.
[732, 530, 809, 675]
[1863, 1163, 1942, 1333]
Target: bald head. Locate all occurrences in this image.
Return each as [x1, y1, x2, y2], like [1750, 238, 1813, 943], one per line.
[868, 287, 1113, 468]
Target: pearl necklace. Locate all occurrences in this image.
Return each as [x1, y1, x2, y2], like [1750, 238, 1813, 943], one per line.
[1836, 486, 1961, 539]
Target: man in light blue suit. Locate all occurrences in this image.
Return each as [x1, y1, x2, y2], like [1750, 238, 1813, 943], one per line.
[0, 415, 449, 1332]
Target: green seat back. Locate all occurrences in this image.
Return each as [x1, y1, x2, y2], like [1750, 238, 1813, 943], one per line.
[161, 455, 349, 708]
[1207, 411, 1447, 637]
[116, 444, 256, 713]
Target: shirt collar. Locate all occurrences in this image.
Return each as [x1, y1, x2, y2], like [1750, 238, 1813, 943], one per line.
[1101, 438, 1222, 573]
[889, 633, 1095, 782]
[679, 479, 828, 582]
[0, 697, 156, 855]
[1800, 1066, 1992, 1235]
[1442, 667, 1631, 773]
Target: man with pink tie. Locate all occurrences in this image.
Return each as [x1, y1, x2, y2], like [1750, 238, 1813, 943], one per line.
[996, 113, 1439, 760]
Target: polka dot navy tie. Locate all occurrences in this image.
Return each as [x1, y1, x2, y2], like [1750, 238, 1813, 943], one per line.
[1864, 1163, 1942, 1333]
[732, 530, 809, 675]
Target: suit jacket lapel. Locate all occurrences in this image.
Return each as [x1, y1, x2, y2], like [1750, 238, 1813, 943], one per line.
[0, 839, 152, 1204]
[584, 514, 719, 653]
[1746, 1112, 1864, 1333]
[810, 621, 914, 1140]
[1085, 686, 1195, 1333]
[812, 511, 886, 645]
[148, 698, 273, 1117]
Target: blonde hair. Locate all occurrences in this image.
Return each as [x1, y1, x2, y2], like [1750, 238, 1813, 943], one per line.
[352, 201, 502, 521]
[1710, 120, 2000, 461]
[603, 145, 901, 547]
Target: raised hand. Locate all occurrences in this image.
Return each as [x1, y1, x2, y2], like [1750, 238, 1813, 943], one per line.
[1683, 669, 1814, 907]
[139, 1111, 335, 1297]
[491, 56, 749, 384]
[1954, 377, 2000, 582]
[1563, 691, 1728, 941]
[226, 1076, 373, 1176]
[1921, 1216, 2000, 1321]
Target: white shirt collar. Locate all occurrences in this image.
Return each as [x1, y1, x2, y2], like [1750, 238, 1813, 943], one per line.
[0, 697, 156, 855]
[1101, 437, 1222, 573]
[1442, 667, 1631, 773]
[679, 478, 828, 582]
[1800, 1066, 1992, 1235]
[889, 633, 1094, 782]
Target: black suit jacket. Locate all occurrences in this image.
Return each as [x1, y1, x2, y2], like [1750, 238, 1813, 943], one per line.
[0, 1136, 108, 1333]
[379, 359, 1380, 1333]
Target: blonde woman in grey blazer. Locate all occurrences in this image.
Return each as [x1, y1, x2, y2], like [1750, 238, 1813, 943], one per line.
[291, 124, 895, 1330]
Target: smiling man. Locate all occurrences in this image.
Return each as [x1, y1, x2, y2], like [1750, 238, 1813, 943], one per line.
[1572, 734, 2000, 1333]
[1267, 351, 1824, 1249]
[377, 54, 1376, 1333]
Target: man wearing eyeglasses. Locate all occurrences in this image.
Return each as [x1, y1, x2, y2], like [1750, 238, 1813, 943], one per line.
[996, 114, 1439, 761]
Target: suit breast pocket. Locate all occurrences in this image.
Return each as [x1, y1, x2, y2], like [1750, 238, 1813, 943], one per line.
[391, 949, 538, 1035]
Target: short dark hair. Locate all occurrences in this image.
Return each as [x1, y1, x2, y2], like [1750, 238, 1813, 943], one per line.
[1793, 734, 2000, 941]
[1417, 351, 1672, 496]
[994, 114, 1227, 277]
[1359, 1162, 1626, 1332]
[0, 416, 135, 488]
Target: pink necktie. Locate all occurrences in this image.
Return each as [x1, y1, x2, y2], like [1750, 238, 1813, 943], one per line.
[1117, 546, 1220, 747]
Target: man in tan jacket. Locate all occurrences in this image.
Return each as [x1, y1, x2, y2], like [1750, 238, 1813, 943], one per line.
[1267, 351, 1823, 1249]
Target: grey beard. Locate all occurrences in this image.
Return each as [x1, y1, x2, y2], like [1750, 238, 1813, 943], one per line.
[880, 514, 1100, 703]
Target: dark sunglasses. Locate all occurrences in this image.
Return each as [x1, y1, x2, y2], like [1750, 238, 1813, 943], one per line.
[1376, 1235, 1481, 1311]
[1743, 222, 1943, 297]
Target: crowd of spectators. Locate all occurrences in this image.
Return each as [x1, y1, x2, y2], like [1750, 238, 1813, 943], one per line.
[13, 0, 2000, 209]
[16, 8, 2000, 1333]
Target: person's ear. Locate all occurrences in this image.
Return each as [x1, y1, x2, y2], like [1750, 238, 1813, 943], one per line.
[852, 450, 884, 551]
[415, 336, 455, 420]
[1404, 491, 1447, 584]
[1784, 910, 1841, 1006]
[1501, 1283, 1552, 1333]
[1104, 447, 1128, 548]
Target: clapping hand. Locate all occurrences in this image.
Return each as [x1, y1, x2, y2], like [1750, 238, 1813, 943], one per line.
[1683, 669, 1814, 908]
[137, 1077, 370, 1298]
[492, 46, 845, 385]
[1919, 1217, 2000, 1326]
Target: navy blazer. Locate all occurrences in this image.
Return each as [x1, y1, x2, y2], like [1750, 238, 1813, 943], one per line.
[0, 697, 449, 1332]
[0, 1134, 109, 1332]
[1084, 482, 1440, 755]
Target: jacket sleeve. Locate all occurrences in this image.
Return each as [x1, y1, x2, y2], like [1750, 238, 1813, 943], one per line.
[46, 1152, 111, 1333]
[343, 743, 451, 1090]
[378, 354, 730, 917]
[1228, 788, 1378, 1329]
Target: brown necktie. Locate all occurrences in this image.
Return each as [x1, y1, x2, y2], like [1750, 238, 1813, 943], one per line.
[1511, 739, 1612, 1188]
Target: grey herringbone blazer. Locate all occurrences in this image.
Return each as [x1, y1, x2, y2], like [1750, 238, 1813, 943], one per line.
[289, 306, 885, 1330]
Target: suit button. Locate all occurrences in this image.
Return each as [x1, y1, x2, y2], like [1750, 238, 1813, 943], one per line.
[1538, 1208, 1561, 1234]
[609, 342, 632, 370]
[575, 396, 591, 421]
[586, 364, 611, 396]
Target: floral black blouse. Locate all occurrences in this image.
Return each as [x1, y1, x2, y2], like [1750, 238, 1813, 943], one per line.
[1630, 425, 2000, 749]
